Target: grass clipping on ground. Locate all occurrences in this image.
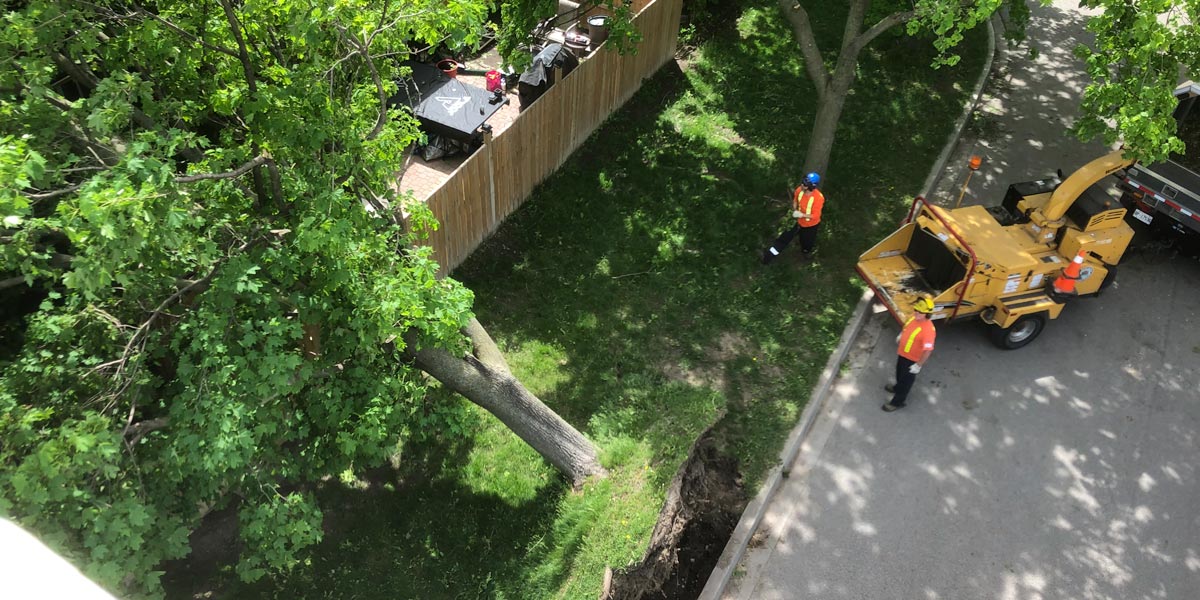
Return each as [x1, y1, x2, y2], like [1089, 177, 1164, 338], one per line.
[212, 0, 989, 598]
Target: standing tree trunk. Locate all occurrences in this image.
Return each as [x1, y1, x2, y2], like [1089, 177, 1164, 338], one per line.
[407, 318, 606, 486]
[777, 0, 914, 175]
[803, 64, 856, 176]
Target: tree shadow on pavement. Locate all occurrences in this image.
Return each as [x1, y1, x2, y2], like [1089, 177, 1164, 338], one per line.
[931, 3, 1117, 209]
[733, 276, 1200, 599]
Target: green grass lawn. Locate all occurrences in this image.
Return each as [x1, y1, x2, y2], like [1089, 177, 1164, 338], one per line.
[178, 1, 987, 598]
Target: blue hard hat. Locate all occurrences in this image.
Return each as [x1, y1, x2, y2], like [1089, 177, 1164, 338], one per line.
[803, 172, 821, 187]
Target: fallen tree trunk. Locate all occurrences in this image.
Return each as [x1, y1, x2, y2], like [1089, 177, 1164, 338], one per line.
[407, 318, 607, 486]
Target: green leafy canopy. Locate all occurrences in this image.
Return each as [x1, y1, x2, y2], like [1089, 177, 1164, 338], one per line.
[0, 0, 499, 596]
[1075, 0, 1200, 162]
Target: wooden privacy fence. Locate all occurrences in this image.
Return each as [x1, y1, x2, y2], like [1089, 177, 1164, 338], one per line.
[416, 0, 683, 272]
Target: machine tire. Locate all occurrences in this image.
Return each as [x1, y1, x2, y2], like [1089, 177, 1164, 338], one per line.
[989, 313, 1047, 350]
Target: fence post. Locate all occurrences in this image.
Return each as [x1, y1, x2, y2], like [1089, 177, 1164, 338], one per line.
[484, 129, 497, 230]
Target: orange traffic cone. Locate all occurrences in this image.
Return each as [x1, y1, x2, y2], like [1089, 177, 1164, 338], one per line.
[1051, 250, 1087, 297]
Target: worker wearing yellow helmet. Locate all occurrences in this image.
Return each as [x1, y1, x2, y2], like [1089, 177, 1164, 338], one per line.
[883, 295, 937, 412]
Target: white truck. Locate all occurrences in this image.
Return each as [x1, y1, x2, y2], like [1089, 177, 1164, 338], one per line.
[1119, 81, 1200, 240]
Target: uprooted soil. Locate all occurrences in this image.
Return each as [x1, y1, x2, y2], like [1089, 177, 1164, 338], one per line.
[161, 426, 747, 600]
[601, 429, 747, 600]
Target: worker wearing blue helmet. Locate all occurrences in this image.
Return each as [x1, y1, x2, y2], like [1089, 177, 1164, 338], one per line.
[761, 172, 825, 264]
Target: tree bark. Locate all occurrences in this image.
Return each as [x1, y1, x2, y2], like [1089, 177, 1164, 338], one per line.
[407, 318, 607, 486]
[840, 0, 869, 54]
[0, 276, 26, 291]
[776, 0, 829, 98]
[779, 0, 915, 175]
[802, 51, 858, 175]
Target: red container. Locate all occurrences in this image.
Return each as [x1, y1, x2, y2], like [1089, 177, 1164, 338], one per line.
[485, 70, 503, 92]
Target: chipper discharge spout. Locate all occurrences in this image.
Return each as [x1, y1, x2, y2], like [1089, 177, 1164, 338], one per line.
[1021, 150, 1134, 245]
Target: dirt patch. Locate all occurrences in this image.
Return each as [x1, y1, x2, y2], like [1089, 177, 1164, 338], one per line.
[601, 428, 746, 600]
[659, 357, 720, 389]
[160, 503, 241, 599]
[659, 331, 757, 390]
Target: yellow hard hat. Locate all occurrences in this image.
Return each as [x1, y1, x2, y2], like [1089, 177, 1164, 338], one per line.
[914, 295, 935, 314]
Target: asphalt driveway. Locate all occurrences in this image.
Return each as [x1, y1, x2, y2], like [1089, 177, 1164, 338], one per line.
[722, 2, 1200, 598]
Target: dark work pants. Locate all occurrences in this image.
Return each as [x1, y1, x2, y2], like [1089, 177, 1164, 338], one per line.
[890, 356, 918, 406]
[763, 224, 819, 263]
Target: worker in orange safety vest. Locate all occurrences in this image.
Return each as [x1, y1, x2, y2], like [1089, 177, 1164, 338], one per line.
[882, 295, 937, 412]
[761, 172, 824, 264]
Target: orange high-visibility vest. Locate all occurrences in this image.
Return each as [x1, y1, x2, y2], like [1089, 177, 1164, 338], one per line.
[897, 316, 936, 362]
[793, 187, 825, 227]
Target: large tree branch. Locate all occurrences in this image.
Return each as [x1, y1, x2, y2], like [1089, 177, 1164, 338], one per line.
[175, 154, 270, 183]
[844, 10, 915, 60]
[131, 3, 241, 60]
[361, 44, 388, 141]
[841, 0, 869, 54]
[358, 187, 402, 225]
[48, 50, 100, 88]
[212, 2, 276, 205]
[0, 276, 27, 291]
[404, 329, 605, 485]
[39, 91, 122, 166]
[217, 0, 258, 95]
[264, 157, 285, 209]
[50, 50, 155, 131]
[48, 50, 206, 163]
[1, 231, 77, 268]
[463, 317, 511, 376]
[335, 24, 389, 141]
[124, 416, 169, 445]
[24, 184, 82, 201]
[777, 0, 830, 97]
[24, 155, 269, 200]
[42, 92, 75, 114]
[185, 154, 277, 207]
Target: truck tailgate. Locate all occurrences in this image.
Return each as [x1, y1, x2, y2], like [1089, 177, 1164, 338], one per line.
[1123, 162, 1200, 234]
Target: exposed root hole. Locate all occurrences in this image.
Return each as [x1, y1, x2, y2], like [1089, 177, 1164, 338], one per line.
[602, 428, 746, 600]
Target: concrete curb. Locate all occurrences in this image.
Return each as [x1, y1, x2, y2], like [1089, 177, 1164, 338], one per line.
[695, 290, 873, 600]
[920, 15, 1000, 199]
[697, 16, 1000, 600]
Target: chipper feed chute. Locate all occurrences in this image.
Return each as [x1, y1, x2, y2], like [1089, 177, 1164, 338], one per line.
[855, 199, 977, 324]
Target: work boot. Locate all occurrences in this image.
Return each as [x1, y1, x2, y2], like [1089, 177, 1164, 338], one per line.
[884, 383, 896, 393]
[881, 402, 905, 412]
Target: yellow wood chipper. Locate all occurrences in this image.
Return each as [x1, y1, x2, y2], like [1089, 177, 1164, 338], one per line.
[856, 151, 1135, 349]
